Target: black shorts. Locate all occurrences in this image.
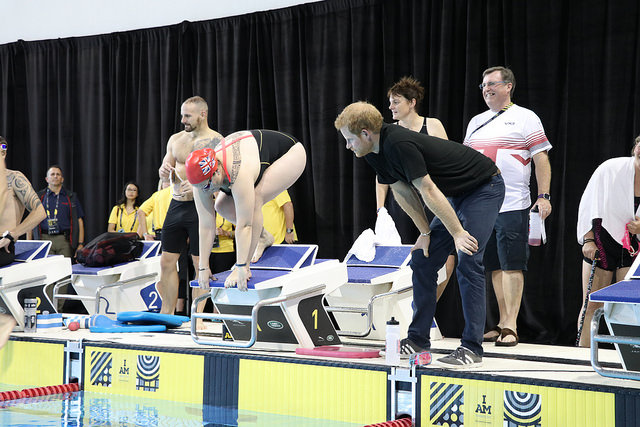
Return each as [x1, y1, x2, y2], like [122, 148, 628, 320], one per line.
[0, 241, 15, 268]
[161, 200, 199, 256]
[483, 209, 530, 272]
[584, 219, 638, 271]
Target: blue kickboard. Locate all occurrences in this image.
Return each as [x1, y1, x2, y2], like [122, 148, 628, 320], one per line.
[89, 315, 167, 333]
[117, 311, 189, 328]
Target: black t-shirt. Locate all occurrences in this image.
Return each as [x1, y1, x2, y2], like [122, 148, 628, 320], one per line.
[365, 123, 498, 197]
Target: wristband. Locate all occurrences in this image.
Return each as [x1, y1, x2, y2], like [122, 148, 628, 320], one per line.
[199, 267, 208, 271]
[420, 231, 431, 237]
[583, 238, 595, 244]
[538, 193, 551, 201]
[236, 263, 247, 267]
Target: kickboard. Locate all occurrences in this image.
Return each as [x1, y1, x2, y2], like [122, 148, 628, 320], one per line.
[295, 346, 380, 359]
[117, 311, 189, 328]
[89, 315, 167, 333]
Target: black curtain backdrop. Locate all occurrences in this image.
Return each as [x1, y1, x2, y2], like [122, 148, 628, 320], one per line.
[1, 0, 640, 346]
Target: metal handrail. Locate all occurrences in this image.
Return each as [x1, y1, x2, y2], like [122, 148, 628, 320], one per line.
[190, 284, 325, 348]
[325, 284, 412, 337]
[590, 307, 640, 381]
[53, 273, 157, 314]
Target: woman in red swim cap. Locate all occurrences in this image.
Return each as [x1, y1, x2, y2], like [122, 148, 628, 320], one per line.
[186, 130, 306, 291]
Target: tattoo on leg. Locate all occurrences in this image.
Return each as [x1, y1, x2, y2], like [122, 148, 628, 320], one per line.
[230, 143, 241, 184]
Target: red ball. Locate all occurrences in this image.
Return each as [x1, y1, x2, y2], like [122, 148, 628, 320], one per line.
[68, 321, 80, 331]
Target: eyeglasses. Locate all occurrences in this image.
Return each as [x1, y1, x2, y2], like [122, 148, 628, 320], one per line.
[478, 81, 508, 90]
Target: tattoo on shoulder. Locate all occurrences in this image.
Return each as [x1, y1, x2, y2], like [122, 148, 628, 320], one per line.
[230, 143, 241, 184]
[8, 171, 42, 212]
[193, 136, 222, 151]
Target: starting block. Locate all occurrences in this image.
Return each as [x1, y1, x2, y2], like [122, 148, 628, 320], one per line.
[323, 245, 444, 342]
[589, 254, 640, 380]
[0, 240, 71, 330]
[54, 240, 162, 317]
[190, 244, 347, 351]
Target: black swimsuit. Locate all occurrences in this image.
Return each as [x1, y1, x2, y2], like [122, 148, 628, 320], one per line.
[219, 130, 299, 195]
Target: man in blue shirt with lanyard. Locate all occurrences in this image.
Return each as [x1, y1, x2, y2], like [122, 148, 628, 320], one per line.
[33, 165, 85, 257]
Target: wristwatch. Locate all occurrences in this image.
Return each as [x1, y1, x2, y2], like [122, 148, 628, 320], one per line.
[537, 193, 551, 201]
[2, 230, 14, 242]
[286, 228, 294, 234]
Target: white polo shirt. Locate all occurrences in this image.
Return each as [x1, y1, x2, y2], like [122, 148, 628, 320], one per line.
[464, 104, 551, 213]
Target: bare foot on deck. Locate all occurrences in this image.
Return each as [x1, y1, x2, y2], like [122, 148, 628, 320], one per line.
[251, 229, 275, 263]
[0, 315, 16, 349]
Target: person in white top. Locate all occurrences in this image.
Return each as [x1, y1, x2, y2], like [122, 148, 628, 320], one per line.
[464, 66, 552, 346]
[576, 136, 640, 347]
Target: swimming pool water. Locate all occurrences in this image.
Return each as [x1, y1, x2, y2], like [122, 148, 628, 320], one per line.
[0, 386, 363, 426]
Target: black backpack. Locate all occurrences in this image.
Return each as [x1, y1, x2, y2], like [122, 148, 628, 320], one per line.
[76, 232, 143, 267]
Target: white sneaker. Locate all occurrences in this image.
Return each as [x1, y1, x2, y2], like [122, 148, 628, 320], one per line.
[437, 346, 482, 369]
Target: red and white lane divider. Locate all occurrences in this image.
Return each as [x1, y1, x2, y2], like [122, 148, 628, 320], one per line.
[363, 417, 413, 427]
[0, 382, 80, 401]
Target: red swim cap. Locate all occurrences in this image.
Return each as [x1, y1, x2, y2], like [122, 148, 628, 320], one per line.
[185, 148, 218, 184]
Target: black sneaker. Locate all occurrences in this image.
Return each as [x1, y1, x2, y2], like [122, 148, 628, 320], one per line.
[437, 346, 482, 368]
[399, 338, 428, 358]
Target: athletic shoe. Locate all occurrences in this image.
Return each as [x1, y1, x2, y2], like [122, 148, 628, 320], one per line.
[399, 337, 428, 358]
[436, 346, 482, 368]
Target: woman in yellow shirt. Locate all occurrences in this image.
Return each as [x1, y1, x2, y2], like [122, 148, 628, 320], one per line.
[107, 181, 141, 235]
[210, 213, 235, 274]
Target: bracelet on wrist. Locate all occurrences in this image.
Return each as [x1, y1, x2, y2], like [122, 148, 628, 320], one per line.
[420, 231, 431, 237]
[583, 238, 595, 244]
[286, 228, 294, 234]
[198, 267, 208, 271]
[236, 263, 247, 267]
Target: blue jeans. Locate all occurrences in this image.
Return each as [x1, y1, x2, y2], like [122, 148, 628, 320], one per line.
[408, 174, 505, 356]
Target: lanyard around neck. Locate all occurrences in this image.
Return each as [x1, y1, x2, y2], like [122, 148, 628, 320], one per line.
[45, 188, 60, 219]
[119, 205, 138, 232]
[468, 102, 514, 138]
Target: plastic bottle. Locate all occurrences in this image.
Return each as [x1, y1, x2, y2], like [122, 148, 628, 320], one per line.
[528, 206, 542, 246]
[385, 317, 400, 365]
[23, 298, 37, 333]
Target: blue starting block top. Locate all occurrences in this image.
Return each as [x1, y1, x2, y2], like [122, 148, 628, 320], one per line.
[190, 269, 290, 289]
[1, 241, 52, 270]
[590, 279, 640, 303]
[345, 245, 412, 268]
[250, 245, 317, 270]
[72, 262, 131, 275]
[15, 240, 51, 262]
[71, 240, 161, 275]
[347, 266, 400, 284]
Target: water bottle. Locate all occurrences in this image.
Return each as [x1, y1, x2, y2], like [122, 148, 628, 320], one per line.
[24, 298, 37, 333]
[385, 317, 400, 365]
[528, 206, 542, 246]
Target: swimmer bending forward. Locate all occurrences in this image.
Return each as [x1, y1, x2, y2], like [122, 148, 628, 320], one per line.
[186, 130, 306, 291]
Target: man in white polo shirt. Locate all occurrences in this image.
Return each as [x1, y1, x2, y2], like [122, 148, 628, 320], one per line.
[464, 66, 552, 347]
